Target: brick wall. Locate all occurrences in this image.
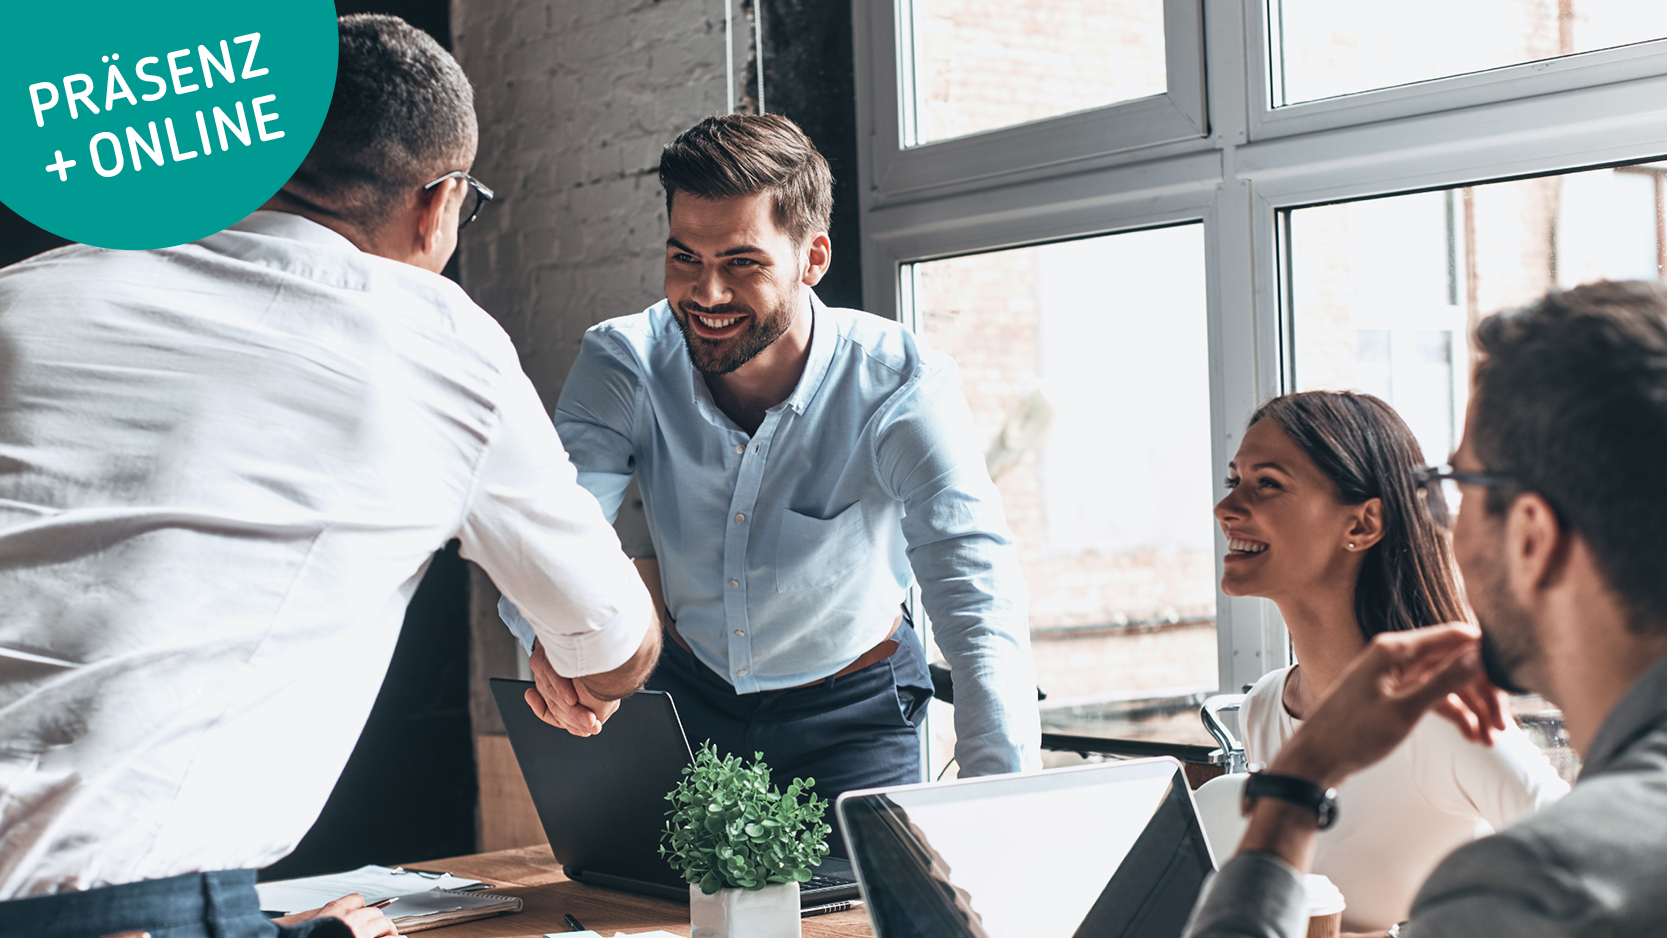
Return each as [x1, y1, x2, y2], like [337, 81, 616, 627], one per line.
[452, 0, 735, 407]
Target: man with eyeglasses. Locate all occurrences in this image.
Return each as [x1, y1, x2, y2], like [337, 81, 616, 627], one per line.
[1186, 280, 1667, 938]
[0, 15, 658, 938]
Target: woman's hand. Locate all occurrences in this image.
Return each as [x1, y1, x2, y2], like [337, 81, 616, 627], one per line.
[272, 893, 399, 937]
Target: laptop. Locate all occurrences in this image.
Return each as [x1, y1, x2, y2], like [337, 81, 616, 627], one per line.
[837, 757, 1216, 938]
[490, 678, 860, 906]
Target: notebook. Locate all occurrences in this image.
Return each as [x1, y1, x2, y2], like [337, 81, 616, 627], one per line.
[256, 864, 522, 932]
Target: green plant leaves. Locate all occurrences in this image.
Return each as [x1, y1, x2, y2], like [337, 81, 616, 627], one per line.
[659, 742, 832, 894]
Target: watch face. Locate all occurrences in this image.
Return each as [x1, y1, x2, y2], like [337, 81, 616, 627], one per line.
[1315, 795, 1339, 830]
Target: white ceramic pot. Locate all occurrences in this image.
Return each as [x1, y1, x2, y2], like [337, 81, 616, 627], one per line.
[689, 881, 801, 938]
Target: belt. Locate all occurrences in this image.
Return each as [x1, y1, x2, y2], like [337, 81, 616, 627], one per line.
[664, 615, 904, 689]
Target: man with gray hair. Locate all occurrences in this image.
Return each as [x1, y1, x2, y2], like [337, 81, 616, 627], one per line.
[0, 15, 658, 937]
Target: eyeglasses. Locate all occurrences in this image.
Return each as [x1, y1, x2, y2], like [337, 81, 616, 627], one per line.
[1412, 465, 1517, 532]
[423, 171, 495, 230]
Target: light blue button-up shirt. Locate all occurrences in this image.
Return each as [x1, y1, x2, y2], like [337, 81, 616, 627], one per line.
[501, 295, 1040, 776]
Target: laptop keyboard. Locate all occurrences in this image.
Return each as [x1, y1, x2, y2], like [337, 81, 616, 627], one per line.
[804, 874, 850, 891]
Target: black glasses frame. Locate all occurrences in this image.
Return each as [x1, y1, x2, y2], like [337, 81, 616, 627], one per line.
[423, 170, 495, 230]
[1412, 465, 1517, 531]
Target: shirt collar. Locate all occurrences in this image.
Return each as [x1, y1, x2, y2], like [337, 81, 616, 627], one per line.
[784, 291, 836, 415]
[226, 210, 361, 252]
[1581, 651, 1667, 777]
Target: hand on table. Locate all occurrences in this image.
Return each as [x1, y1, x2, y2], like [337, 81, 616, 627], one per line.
[271, 893, 398, 937]
[525, 639, 619, 737]
[1270, 622, 1507, 789]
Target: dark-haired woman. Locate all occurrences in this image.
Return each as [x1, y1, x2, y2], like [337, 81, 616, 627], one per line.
[1214, 391, 1566, 932]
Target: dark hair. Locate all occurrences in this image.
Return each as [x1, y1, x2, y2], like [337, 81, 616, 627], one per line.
[1472, 280, 1667, 634]
[659, 114, 833, 244]
[1250, 391, 1469, 640]
[288, 14, 477, 228]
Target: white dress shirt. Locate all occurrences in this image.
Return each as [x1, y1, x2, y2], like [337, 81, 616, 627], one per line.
[1241, 665, 1569, 930]
[0, 212, 652, 899]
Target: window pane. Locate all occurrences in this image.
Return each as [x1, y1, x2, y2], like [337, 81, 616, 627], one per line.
[1289, 159, 1667, 462]
[1270, 0, 1667, 106]
[910, 225, 1218, 770]
[906, 0, 1167, 146]
[1288, 158, 1667, 783]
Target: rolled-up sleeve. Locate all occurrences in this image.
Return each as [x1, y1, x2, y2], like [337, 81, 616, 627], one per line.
[458, 359, 652, 677]
[876, 364, 1041, 777]
[1183, 852, 1311, 938]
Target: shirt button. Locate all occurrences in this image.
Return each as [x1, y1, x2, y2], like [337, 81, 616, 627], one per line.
[735, 444, 745, 454]
[736, 668, 748, 676]
[729, 579, 739, 588]
[734, 512, 746, 523]
[734, 630, 745, 637]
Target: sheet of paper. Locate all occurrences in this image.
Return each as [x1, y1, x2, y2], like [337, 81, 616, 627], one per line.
[255, 864, 482, 913]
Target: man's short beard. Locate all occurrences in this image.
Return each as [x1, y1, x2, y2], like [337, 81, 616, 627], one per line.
[674, 294, 796, 376]
[1470, 546, 1538, 695]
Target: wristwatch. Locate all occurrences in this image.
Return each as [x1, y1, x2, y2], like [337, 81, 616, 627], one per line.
[1240, 764, 1340, 830]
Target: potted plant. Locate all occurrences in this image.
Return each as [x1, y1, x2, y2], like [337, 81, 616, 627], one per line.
[660, 743, 832, 938]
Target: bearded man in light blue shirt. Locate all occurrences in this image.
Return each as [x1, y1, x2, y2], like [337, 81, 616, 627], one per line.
[502, 114, 1040, 819]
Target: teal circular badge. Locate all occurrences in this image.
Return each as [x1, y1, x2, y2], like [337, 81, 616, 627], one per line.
[1, 3, 337, 250]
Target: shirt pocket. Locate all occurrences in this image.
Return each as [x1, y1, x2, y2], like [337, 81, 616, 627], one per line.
[775, 502, 868, 592]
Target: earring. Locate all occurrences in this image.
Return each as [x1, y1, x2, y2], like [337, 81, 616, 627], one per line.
[1347, 542, 1356, 550]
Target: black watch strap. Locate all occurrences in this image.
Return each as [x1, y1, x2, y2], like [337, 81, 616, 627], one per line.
[1241, 768, 1340, 830]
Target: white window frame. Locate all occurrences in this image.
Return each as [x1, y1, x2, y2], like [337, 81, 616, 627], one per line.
[856, 0, 1208, 206]
[854, 0, 1667, 700]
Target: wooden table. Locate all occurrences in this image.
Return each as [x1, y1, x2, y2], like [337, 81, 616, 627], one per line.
[404, 845, 872, 938]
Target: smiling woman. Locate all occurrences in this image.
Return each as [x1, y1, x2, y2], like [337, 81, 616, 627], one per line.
[1216, 390, 1568, 930]
[1218, 392, 1465, 642]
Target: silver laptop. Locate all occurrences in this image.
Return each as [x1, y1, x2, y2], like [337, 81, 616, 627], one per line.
[836, 757, 1216, 938]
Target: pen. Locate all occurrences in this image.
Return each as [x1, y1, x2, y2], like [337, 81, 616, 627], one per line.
[801, 899, 860, 916]
[564, 912, 586, 931]
[369, 897, 399, 910]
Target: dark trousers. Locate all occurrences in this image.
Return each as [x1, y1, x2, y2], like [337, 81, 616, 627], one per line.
[647, 621, 934, 857]
[0, 870, 347, 938]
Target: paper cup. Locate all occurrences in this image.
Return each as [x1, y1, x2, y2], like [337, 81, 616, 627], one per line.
[1303, 874, 1346, 938]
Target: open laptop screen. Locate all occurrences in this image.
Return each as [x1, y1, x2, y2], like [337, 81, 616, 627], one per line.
[836, 758, 1214, 938]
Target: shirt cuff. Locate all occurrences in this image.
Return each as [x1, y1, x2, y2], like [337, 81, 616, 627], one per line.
[1183, 852, 1311, 938]
[538, 601, 651, 677]
[497, 596, 537, 656]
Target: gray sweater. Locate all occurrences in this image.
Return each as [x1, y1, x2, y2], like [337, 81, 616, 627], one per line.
[1184, 653, 1667, 937]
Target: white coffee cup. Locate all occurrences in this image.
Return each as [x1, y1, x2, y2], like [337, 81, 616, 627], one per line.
[1303, 873, 1346, 938]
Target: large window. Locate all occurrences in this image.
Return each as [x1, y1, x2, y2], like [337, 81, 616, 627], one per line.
[1284, 160, 1667, 783]
[855, 0, 1667, 761]
[911, 226, 1219, 761]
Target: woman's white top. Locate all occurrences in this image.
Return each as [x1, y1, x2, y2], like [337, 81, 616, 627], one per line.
[1241, 665, 1570, 931]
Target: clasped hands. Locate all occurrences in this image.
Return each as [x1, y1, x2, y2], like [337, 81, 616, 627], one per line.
[1269, 622, 1508, 791]
[524, 639, 621, 737]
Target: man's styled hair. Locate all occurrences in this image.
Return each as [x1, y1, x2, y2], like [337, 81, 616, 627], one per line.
[288, 14, 477, 228]
[1472, 279, 1667, 632]
[659, 114, 833, 245]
